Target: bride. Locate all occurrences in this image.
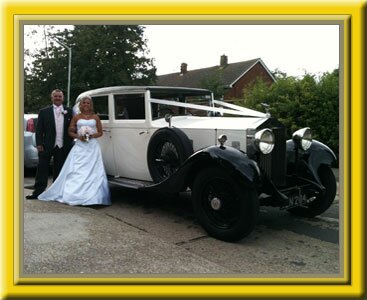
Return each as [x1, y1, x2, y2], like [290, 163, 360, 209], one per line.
[38, 96, 111, 206]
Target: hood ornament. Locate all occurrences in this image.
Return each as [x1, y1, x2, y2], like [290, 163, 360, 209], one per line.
[218, 134, 227, 148]
[164, 114, 172, 128]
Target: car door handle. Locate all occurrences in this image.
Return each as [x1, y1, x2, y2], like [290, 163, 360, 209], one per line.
[103, 129, 111, 133]
[139, 130, 149, 135]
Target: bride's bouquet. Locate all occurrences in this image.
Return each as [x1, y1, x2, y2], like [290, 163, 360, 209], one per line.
[78, 126, 95, 142]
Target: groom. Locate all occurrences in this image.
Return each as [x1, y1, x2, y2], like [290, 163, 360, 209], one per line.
[26, 89, 74, 199]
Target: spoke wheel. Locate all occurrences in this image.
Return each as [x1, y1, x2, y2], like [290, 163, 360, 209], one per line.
[288, 165, 337, 217]
[200, 178, 241, 229]
[192, 167, 258, 242]
[147, 128, 193, 183]
[153, 141, 180, 179]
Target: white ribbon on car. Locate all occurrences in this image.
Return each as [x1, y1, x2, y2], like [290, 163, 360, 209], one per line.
[149, 98, 267, 118]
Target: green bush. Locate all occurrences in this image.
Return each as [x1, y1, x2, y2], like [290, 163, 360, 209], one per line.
[235, 69, 339, 161]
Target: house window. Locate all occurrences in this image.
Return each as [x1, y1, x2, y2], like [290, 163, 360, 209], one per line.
[114, 94, 145, 120]
[92, 95, 109, 120]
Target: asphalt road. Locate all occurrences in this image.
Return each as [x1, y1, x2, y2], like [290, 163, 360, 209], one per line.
[23, 169, 340, 276]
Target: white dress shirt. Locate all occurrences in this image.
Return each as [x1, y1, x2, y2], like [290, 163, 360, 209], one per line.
[53, 104, 64, 148]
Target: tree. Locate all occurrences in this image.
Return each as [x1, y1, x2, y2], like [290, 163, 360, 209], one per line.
[307, 69, 339, 155]
[24, 25, 156, 112]
[236, 69, 339, 158]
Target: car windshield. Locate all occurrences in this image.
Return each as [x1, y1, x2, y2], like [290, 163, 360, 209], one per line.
[150, 90, 212, 119]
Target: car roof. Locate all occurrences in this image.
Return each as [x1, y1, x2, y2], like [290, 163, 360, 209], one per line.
[76, 86, 212, 101]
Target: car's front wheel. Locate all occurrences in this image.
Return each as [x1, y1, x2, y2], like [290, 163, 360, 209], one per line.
[288, 165, 337, 218]
[192, 167, 259, 242]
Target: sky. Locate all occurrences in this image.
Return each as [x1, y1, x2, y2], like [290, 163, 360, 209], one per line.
[24, 24, 340, 78]
[143, 25, 339, 77]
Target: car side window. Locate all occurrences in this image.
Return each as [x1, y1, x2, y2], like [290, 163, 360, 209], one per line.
[92, 95, 109, 120]
[114, 94, 145, 120]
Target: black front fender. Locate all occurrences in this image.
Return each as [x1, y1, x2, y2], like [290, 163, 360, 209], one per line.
[286, 139, 337, 183]
[142, 145, 260, 194]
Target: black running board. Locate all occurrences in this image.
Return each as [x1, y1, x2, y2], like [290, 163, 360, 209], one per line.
[107, 176, 153, 190]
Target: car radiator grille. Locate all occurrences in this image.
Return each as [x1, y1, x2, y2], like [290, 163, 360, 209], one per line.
[259, 127, 287, 186]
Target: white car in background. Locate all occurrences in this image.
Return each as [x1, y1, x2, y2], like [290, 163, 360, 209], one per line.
[24, 114, 38, 169]
[74, 86, 337, 242]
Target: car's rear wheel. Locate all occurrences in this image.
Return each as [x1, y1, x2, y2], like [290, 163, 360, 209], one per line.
[288, 165, 337, 217]
[147, 128, 193, 183]
[192, 167, 259, 242]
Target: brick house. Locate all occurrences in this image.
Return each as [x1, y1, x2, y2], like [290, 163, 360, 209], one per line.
[156, 55, 276, 101]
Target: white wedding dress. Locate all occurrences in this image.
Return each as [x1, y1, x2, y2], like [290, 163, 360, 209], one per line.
[38, 119, 111, 206]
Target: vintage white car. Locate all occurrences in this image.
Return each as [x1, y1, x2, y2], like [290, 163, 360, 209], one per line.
[74, 86, 337, 242]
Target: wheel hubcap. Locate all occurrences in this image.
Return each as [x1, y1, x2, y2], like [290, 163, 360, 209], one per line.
[210, 197, 222, 210]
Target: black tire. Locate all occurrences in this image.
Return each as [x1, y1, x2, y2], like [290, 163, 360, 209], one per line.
[147, 128, 193, 183]
[288, 165, 337, 218]
[192, 167, 259, 242]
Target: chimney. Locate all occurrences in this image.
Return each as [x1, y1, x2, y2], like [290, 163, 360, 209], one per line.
[220, 54, 228, 67]
[180, 63, 188, 74]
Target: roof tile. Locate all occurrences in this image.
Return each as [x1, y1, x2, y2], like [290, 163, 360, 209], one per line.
[156, 58, 261, 88]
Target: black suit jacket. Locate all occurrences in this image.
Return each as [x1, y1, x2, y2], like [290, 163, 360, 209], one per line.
[35, 105, 73, 153]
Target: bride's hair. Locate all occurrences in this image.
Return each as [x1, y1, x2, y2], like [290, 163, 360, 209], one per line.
[79, 96, 94, 114]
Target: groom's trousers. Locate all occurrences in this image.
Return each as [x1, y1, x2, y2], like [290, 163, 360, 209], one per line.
[33, 146, 68, 195]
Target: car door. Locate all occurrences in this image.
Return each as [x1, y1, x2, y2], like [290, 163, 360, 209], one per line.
[111, 93, 152, 181]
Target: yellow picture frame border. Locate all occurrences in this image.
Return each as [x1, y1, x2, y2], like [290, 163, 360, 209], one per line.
[1, 0, 365, 298]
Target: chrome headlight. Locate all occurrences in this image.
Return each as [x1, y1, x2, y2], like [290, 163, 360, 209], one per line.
[292, 127, 312, 151]
[255, 128, 274, 154]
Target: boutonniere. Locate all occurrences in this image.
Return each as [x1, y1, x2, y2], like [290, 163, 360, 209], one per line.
[61, 109, 68, 115]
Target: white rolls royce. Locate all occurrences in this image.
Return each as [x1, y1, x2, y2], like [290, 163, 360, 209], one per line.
[74, 86, 337, 242]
